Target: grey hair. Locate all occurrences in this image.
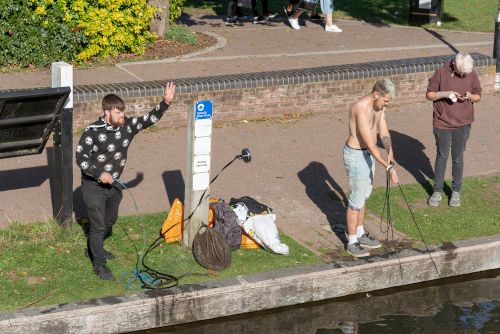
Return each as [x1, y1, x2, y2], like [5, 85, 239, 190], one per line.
[372, 78, 396, 98]
[455, 52, 474, 74]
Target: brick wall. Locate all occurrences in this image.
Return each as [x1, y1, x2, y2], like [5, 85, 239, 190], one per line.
[71, 54, 496, 130]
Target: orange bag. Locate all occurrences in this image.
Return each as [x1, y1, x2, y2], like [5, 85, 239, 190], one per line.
[161, 198, 184, 242]
[241, 233, 260, 249]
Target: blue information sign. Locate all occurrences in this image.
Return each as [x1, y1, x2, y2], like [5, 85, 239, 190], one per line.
[195, 100, 213, 120]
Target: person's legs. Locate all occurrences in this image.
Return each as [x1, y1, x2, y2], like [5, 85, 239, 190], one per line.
[287, 7, 302, 29]
[251, 0, 258, 16]
[432, 127, 452, 193]
[227, 0, 236, 17]
[320, 0, 341, 31]
[82, 180, 108, 269]
[450, 125, 471, 193]
[320, 0, 332, 23]
[343, 146, 371, 257]
[428, 127, 452, 206]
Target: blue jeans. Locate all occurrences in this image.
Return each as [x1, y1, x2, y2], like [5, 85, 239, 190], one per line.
[432, 125, 471, 193]
[320, 0, 334, 14]
[343, 145, 375, 211]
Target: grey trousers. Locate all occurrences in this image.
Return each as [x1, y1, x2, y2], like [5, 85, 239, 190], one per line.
[432, 125, 471, 193]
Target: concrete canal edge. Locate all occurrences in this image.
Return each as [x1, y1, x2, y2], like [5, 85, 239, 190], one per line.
[1, 235, 499, 333]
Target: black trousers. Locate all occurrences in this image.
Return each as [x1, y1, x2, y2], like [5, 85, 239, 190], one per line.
[81, 177, 122, 267]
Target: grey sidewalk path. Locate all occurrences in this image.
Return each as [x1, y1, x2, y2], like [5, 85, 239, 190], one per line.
[0, 15, 494, 90]
[1, 94, 499, 256]
[0, 15, 498, 256]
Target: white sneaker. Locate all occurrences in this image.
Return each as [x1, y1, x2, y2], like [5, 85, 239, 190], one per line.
[325, 24, 342, 33]
[288, 18, 300, 30]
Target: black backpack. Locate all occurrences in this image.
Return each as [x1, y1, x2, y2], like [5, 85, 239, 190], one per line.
[210, 201, 242, 251]
[229, 196, 273, 215]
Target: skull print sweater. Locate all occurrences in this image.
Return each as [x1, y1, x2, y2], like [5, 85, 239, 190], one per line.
[76, 100, 170, 181]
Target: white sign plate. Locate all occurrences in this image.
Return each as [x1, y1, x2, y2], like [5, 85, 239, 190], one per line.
[193, 154, 210, 174]
[419, 0, 431, 9]
[193, 172, 209, 191]
[194, 137, 211, 155]
[195, 118, 212, 138]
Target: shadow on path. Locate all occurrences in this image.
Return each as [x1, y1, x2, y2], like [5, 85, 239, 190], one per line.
[162, 170, 185, 205]
[298, 161, 348, 245]
[423, 28, 459, 53]
[379, 130, 437, 194]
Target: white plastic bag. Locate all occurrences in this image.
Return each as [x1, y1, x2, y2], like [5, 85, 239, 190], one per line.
[232, 203, 248, 225]
[242, 214, 289, 255]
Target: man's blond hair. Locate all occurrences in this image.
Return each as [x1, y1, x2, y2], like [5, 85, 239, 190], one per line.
[372, 78, 395, 98]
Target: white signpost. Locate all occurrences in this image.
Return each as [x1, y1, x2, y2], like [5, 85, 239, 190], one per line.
[184, 100, 213, 248]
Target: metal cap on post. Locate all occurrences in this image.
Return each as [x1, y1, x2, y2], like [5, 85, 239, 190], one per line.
[51, 62, 74, 224]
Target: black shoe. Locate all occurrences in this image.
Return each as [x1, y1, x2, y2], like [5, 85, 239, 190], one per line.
[93, 265, 114, 281]
[224, 17, 236, 25]
[264, 13, 278, 20]
[253, 16, 265, 24]
[85, 248, 115, 260]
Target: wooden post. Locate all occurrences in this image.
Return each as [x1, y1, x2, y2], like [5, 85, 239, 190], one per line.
[51, 62, 74, 224]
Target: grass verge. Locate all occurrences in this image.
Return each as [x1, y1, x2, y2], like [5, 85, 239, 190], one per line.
[367, 175, 500, 245]
[184, 0, 498, 32]
[0, 213, 321, 313]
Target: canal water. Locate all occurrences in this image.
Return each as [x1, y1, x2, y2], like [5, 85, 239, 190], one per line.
[134, 269, 500, 333]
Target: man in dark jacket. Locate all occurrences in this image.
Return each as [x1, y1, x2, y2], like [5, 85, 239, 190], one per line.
[76, 82, 175, 280]
[426, 53, 481, 207]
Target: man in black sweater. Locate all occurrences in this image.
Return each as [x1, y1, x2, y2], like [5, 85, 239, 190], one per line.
[76, 82, 175, 280]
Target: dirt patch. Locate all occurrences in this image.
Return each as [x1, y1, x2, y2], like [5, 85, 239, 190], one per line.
[89, 32, 217, 66]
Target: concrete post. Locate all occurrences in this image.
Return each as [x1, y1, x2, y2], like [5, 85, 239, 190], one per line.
[183, 100, 213, 248]
[51, 62, 74, 224]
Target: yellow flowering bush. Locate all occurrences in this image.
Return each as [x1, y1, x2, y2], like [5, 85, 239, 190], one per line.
[1, 0, 157, 67]
[66, 0, 156, 61]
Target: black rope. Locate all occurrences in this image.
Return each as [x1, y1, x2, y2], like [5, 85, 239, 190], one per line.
[378, 170, 441, 280]
[395, 181, 441, 278]
[115, 154, 243, 289]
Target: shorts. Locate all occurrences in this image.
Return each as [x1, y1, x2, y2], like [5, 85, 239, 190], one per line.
[343, 145, 375, 211]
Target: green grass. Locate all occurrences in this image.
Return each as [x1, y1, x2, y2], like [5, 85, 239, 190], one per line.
[165, 24, 198, 44]
[183, 0, 499, 32]
[367, 175, 500, 245]
[0, 213, 321, 312]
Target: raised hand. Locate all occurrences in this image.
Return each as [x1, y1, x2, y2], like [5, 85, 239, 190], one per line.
[163, 82, 176, 104]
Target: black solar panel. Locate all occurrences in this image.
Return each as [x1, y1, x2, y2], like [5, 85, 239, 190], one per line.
[0, 87, 70, 159]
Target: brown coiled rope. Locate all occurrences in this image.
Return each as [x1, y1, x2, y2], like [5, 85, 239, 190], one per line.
[192, 226, 231, 271]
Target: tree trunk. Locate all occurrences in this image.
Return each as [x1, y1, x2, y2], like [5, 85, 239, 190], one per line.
[149, 0, 170, 37]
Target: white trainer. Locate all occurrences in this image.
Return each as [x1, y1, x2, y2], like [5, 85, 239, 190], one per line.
[288, 18, 300, 30]
[325, 24, 342, 33]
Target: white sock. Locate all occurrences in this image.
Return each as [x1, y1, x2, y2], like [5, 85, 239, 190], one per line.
[348, 235, 358, 245]
[356, 226, 365, 238]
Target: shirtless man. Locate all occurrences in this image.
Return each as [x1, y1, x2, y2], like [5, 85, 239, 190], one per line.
[343, 78, 399, 257]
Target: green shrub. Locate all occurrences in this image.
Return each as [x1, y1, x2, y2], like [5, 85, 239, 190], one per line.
[169, 0, 186, 23]
[165, 24, 197, 44]
[0, 0, 85, 68]
[66, 0, 156, 62]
